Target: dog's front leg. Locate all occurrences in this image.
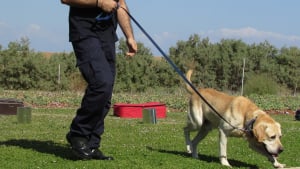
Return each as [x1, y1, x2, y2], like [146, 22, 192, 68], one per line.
[268, 156, 285, 168]
[219, 128, 231, 167]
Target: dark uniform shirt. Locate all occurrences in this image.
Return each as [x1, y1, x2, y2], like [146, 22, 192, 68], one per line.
[68, 7, 118, 42]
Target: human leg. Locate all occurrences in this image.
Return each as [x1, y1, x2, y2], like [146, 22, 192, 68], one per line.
[67, 37, 115, 160]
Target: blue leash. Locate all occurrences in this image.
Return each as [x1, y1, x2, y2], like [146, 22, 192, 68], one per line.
[95, 12, 113, 22]
[95, 4, 120, 22]
[119, 6, 246, 132]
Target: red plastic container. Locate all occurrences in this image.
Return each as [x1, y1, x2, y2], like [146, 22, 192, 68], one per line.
[113, 102, 166, 119]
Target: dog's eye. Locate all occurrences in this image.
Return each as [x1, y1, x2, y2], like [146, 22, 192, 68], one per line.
[270, 135, 276, 139]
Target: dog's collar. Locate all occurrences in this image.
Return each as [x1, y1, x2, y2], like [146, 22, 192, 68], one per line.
[244, 117, 257, 136]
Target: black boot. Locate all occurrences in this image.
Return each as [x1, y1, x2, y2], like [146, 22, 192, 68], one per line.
[90, 149, 114, 160]
[66, 132, 92, 160]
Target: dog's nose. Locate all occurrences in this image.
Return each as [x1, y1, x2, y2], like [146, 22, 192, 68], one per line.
[278, 147, 284, 154]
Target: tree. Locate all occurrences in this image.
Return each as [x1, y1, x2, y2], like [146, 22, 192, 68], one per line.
[0, 37, 35, 89]
[216, 39, 248, 90]
[115, 38, 155, 92]
[276, 47, 300, 95]
[0, 36, 299, 94]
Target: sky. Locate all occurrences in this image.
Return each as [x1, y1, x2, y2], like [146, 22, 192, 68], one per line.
[1, 0, 300, 56]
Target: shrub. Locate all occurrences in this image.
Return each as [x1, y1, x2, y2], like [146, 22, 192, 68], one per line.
[68, 71, 86, 92]
[244, 73, 278, 95]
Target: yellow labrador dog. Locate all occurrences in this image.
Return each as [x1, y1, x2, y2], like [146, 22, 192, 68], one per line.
[184, 69, 285, 168]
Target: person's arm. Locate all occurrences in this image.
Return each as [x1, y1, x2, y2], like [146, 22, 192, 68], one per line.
[117, 0, 137, 56]
[61, 0, 118, 13]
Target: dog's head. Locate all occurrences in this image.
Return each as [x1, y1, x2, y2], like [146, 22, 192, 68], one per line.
[248, 114, 284, 167]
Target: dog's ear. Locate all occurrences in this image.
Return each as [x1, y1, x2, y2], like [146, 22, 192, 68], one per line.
[275, 122, 281, 129]
[253, 124, 267, 142]
[275, 122, 282, 136]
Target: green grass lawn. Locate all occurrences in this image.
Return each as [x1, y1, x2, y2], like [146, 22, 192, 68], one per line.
[1, 108, 300, 169]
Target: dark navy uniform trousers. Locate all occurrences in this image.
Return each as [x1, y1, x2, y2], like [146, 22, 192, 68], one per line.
[70, 37, 116, 149]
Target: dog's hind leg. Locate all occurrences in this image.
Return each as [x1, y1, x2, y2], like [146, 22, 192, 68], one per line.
[184, 101, 203, 154]
[190, 123, 212, 159]
[184, 126, 193, 154]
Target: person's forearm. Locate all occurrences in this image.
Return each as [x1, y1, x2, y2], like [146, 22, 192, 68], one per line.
[61, 0, 99, 8]
[117, 1, 134, 40]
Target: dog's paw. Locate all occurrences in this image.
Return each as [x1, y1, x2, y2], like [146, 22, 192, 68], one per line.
[220, 156, 232, 168]
[273, 162, 285, 168]
[186, 145, 192, 154]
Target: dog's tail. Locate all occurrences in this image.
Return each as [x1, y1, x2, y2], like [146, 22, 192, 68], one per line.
[185, 69, 195, 94]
